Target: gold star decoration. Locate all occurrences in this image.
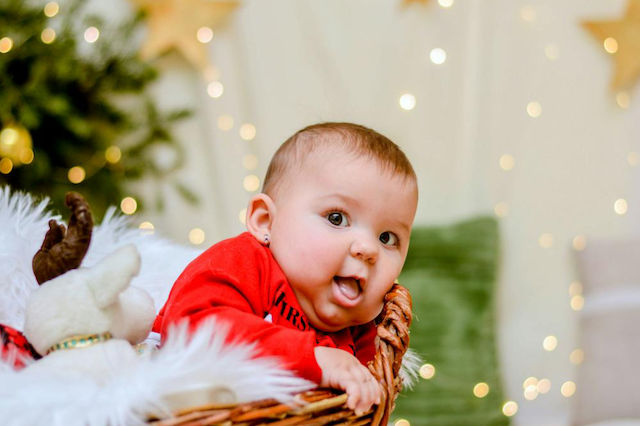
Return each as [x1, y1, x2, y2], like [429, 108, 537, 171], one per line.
[402, 0, 430, 6]
[130, 0, 238, 70]
[583, 0, 640, 89]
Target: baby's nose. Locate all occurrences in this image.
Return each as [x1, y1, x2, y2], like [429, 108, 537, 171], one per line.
[349, 237, 378, 264]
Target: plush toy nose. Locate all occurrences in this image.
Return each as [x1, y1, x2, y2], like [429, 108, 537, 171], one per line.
[110, 286, 156, 345]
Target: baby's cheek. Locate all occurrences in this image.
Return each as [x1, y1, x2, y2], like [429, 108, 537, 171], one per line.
[363, 302, 384, 323]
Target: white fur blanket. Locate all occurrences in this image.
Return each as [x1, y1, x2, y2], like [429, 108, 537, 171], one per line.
[0, 187, 312, 425]
[0, 186, 200, 329]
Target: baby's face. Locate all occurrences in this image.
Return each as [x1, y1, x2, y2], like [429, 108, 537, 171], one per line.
[267, 147, 417, 332]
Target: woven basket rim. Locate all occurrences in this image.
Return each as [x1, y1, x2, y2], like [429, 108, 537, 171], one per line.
[150, 283, 413, 426]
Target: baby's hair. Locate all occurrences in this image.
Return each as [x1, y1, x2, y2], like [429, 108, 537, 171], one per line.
[263, 122, 416, 197]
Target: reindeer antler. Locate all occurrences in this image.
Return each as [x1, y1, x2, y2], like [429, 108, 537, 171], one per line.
[32, 192, 93, 284]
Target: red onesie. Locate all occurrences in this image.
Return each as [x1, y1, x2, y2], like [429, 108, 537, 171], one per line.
[153, 232, 377, 383]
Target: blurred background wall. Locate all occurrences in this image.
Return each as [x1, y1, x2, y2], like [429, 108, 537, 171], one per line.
[2, 0, 639, 424]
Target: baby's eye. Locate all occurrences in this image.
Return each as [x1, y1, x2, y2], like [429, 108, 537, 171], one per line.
[379, 231, 398, 246]
[327, 212, 348, 227]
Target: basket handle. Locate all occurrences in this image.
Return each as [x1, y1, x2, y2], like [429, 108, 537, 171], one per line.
[367, 283, 413, 426]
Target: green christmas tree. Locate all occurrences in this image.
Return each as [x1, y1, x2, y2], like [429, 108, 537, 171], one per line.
[0, 0, 193, 217]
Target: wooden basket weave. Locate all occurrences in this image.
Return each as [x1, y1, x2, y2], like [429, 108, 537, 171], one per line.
[149, 284, 413, 426]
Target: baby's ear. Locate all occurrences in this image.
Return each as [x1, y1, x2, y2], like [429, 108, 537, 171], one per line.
[246, 193, 276, 245]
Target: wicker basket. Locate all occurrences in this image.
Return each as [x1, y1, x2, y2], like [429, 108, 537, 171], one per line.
[148, 284, 413, 426]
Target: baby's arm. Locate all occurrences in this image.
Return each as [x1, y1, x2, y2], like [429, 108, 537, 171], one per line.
[314, 346, 381, 415]
[159, 279, 324, 381]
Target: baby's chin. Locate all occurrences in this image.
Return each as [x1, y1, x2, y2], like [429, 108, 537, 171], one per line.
[306, 308, 370, 332]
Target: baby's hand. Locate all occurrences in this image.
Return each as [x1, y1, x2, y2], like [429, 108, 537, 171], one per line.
[314, 346, 381, 415]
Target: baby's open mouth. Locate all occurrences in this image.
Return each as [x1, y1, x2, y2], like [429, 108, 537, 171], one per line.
[334, 276, 362, 301]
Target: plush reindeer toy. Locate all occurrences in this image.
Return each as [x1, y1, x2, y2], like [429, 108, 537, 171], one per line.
[0, 192, 92, 368]
[1, 192, 155, 375]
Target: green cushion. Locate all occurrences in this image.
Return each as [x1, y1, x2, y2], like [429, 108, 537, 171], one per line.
[392, 217, 509, 426]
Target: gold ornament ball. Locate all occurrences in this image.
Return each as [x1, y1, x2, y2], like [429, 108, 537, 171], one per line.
[0, 123, 33, 166]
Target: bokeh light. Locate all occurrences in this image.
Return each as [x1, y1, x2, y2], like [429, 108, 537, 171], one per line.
[604, 37, 618, 54]
[139, 221, 155, 235]
[0, 37, 13, 53]
[239, 123, 257, 141]
[105, 146, 122, 164]
[543, 335, 558, 351]
[522, 377, 538, 389]
[502, 401, 518, 417]
[473, 382, 489, 398]
[494, 202, 509, 218]
[189, 228, 205, 245]
[537, 378, 551, 394]
[44, 2, 59, 17]
[561, 381, 576, 397]
[538, 233, 554, 248]
[544, 44, 559, 60]
[243, 154, 258, 170]
[399, 93, 416, 110]
[524, 384, 538, 400]
[527, 101, 542, 118]
[68, 166, 86, 184]
[120, 197, 137, 215]
[430, 48, 447, 64]
[570, 349, 584, 365]
[44, 1, 60, 18]
[218, 115, 234, 131]
[207, 81, 224, 98]
[572, 235, 587, 251]
[197, 26, 213, 43]
[569, 281, 583, 296]
[419, 363, 435, 379]
[499, 154, 515, 171]
[84, 26, 99, 43]
[616, 91, 630, 109]
[520, 5, 536, 22]
[614, 198, 628, 215]
[243, 174, 260, 192]
[570, 295, 584, 311]
[41, 28, 56, 44]
[0, 158, 13, 174]
[19, 148, 34, 165]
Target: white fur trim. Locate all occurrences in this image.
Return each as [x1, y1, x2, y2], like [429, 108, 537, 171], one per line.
[0, 318, 312, 425]
[399, 348, 422, 390]
[0, 187, 54, 330]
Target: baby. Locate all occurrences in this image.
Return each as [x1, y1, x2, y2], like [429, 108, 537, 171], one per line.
[153, 122, 418, 414]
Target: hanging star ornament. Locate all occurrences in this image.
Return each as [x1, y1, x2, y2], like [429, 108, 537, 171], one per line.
[583, 0, 640, 90]
[130, 0, 238, 70]
[402, 0, 430, 6]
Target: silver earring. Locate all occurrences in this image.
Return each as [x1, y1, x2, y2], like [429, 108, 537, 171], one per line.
[263, 234, 270, 246]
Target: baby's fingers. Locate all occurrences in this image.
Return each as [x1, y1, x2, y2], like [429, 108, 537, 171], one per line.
[358, 376, 381, 414]
[346, 378, 379, 415]
[345, 381, 364, 414]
